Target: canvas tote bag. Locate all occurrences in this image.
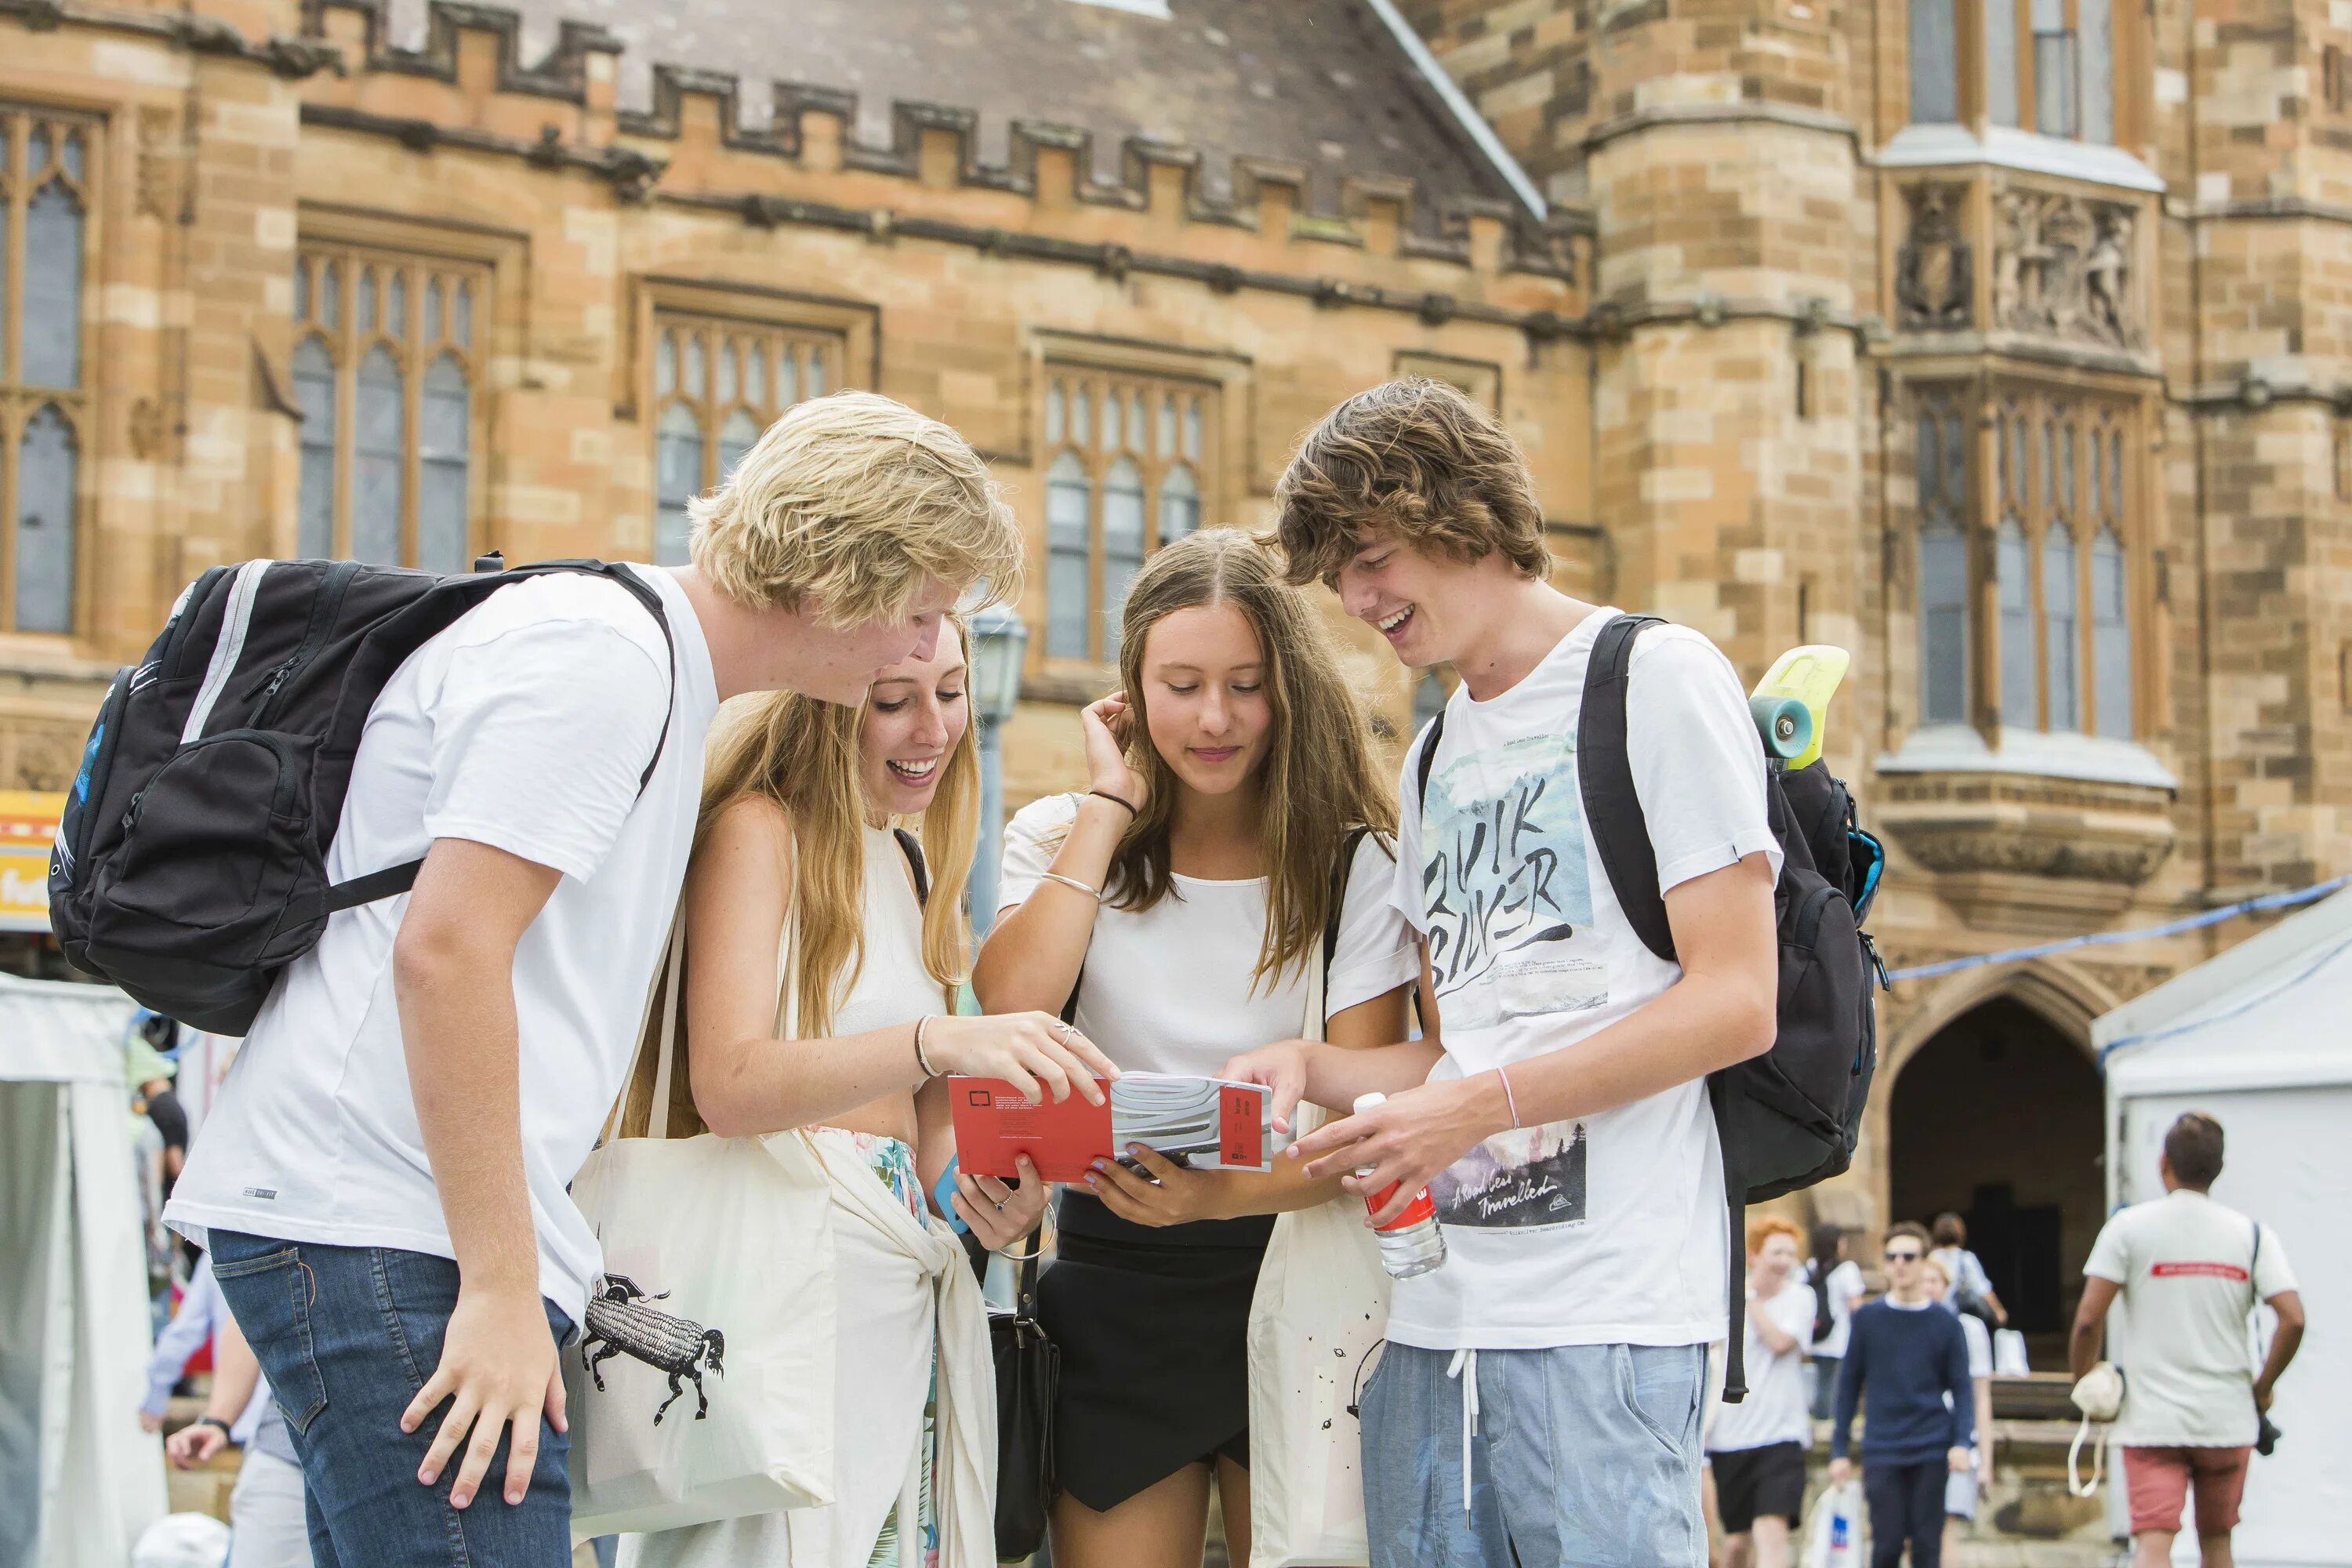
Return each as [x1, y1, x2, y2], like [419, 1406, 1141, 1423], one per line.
[1246, 927, 1392, 1568]
[565, 913, 840, 1537]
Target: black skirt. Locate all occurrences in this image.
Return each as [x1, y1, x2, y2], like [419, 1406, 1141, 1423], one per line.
[1036, 1191, 1274, 1512]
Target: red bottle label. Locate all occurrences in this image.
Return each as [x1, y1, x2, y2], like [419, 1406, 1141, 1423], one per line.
[1367, 1181, 1437, 1232]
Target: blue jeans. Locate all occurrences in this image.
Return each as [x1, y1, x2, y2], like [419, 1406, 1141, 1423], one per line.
[1359, 1342, 1708, 1568]
[209, 1231, 574, 1568]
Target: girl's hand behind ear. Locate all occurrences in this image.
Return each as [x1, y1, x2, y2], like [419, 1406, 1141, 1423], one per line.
[1080, 691, 1149, 815]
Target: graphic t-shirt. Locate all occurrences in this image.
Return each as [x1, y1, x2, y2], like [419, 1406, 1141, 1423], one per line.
[166, 567, 719, 1326]
[2084, 1189, 2297, 1446]
[1708, 1277, 1818, 1453]
[1388, 612, 1782, 1350]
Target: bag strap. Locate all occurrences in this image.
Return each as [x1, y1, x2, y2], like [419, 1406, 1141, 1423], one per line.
[325, 560, 679, 912]
[1412, 710, 1447, 817]
[645, 909, 688, 1141]
[2067, 1414, 2105, 1497]
[894, 826, 931, 907]
[1577, 613, 1675, 965]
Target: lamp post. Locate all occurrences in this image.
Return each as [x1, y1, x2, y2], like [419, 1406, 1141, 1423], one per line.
[966, 599, 1028, 940]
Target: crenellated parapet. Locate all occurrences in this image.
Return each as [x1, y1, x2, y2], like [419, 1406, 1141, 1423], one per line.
[281, 0, 1582, 299]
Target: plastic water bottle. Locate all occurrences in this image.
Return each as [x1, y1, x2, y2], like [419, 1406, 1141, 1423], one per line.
[1353, 1093, 1446, 1278]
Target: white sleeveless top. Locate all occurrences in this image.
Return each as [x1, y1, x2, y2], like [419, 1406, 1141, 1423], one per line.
[818, 826, 938, 1040]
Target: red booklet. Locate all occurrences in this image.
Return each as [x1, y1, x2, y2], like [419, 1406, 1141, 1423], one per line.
[947, 1072, 1278, 1183]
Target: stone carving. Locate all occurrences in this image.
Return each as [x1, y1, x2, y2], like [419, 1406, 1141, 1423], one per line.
[1993, 187, 2143, 350]
[1896, 184, 1972, 332]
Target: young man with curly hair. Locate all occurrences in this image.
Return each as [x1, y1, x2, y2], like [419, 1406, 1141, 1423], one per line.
[1229, 379, 1782, 1567]
[168, 394, 1029, 1567]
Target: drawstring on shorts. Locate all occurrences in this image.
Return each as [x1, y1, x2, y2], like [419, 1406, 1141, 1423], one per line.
[1445, 1348, 1479, 1515]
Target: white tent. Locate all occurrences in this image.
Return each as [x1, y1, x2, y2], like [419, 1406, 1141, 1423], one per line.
[0, 974, 169, 1568]
[2092, 887, 2352, 1567]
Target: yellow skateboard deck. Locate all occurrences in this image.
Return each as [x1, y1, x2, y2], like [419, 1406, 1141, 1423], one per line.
[1750, 645, 1850, 771]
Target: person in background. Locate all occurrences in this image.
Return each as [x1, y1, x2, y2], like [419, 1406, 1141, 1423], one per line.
[1705, 1217, 1817, 1568]
[2071, 1112, 2304, 1568]
[1930, 1213, 2005, 1330]
[139, 1254, 268, 1438]
[164, 1303, 308, 1568]
[1807, 1223, 1867, 1421]
[1828, 1221, 1973, 1568]
[131, 1017, 189, 1201]
[1922, 1254, 1994, 1560]
[975, 529, 1417, 1568]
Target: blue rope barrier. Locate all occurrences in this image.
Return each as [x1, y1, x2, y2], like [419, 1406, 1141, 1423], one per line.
[1881, 874, 2352, 986]
[2094, 928, 2352, 1064]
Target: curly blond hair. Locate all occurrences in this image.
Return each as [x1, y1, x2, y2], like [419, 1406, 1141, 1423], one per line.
[689, 391, 1024, 624]
[1272, 378, 1550, 587]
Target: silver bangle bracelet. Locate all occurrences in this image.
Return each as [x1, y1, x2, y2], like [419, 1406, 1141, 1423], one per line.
[1037, 870, 1104, 902]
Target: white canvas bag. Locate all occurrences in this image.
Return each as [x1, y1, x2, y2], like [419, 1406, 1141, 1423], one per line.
[1247, 935, 1392, 1568]
[565, 915, 840, 1537]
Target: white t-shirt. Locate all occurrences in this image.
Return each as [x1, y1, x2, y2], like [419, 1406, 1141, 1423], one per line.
[2084, 1189, 2297, 1446]
[1813, 1258, 1867, 1359]
[166, 567, 719, 1326]
[1388, 612, 1783, 1351]
[1708, 1277, 1817, 1453]
[996, 794, 1417, 1076]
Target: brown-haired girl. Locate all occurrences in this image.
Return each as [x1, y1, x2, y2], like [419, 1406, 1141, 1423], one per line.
[972, 528, 1417, 1568]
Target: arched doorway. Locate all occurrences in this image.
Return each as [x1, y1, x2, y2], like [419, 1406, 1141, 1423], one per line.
[1889, 997, 2103, 1356]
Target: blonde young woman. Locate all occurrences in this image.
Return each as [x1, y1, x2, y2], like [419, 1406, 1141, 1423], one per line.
[620, 621, 1117, 1568]
[972, 529, 1418, 1568]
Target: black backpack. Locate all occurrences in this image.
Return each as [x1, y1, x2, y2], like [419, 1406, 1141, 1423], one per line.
[1414, 613, 1884, 1400]
[49, 554, 674, 1036]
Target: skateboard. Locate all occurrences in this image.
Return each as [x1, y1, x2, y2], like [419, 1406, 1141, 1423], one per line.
[1749, 644, 1850, 771]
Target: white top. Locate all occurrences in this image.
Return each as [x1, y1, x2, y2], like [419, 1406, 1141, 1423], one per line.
[1958, 1309, 1992, 1380]
[1708, 1278, 1817, 1453]
[168, 567, 719, 1325]
[1813, 1258, 1868, 1359]
[822, 826, 941, 1041]
[1388, 613, 1783, 1351]
[2084, 1188, 2298, 1446]
[1930, 1245, 1995, 1307]
[996, 795, 1417, 1075]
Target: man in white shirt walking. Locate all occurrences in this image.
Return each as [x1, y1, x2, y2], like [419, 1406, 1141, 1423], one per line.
[2071, 1112, 2306, 1568]
[1236, 379, 1782, 1567]
[165, 394, 1083, 1567]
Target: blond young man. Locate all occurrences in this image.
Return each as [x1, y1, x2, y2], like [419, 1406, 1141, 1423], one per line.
[167, 394, 1050, 1568]
[1230, 380, 1781, 1567]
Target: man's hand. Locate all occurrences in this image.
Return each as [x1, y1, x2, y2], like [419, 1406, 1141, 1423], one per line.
[1218, 1040, 1312, 1134]
[1085, 1144, 1236, 1227]
[401, 1286, 563, 1510]
[1978, 1450, 1995, 1490]
[1948, 1445, 1972, 1475]
[1828, 1457, 1852, 1487]
[164, 1421, 228, 1468]
[139, 1410, 165, 1435]
[2255, 1378, 2276, 1413]
[1286, 1073, 1504, 1225]
[951, 1154, 1048, 1250]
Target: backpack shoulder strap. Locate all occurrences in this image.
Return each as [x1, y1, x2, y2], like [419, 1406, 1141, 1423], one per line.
[1412, 711, 1447, 816]
[1577, 613, 1676, 964]
[893, 826, 931, 907]
[323, 560, 678, 915]
[1325, 826, 1376, 975]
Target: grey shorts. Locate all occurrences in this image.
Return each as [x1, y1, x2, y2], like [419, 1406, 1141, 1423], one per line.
[1359, 1341, 1709, 1568]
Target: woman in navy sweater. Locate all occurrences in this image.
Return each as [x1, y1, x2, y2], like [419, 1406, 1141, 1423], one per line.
[1828, 1221, 1976, 1568]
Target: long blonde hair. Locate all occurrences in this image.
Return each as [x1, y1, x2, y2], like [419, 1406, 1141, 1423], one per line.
[699, 621, 979, 1040]
[1104, 530, 1396, 988]
[623, 623, 980, 1140]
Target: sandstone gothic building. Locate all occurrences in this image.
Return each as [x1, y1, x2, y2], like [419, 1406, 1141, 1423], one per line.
[1, 0, 2343, 1351]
